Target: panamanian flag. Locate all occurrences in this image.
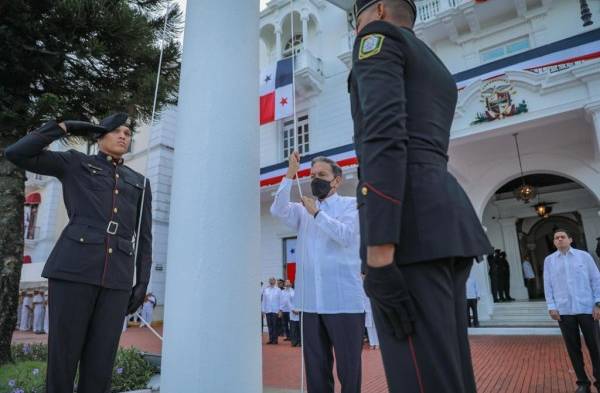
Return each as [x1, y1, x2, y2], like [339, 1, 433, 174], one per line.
[260, 57, 294, 125]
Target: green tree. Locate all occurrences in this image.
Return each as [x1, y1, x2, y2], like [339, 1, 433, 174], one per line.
[0, 0, 182, 364]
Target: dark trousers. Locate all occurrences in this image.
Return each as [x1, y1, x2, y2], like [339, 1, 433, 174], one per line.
[373, 258, 476, 393]
[280, 311, 290, 338]
[525, 278, 535, 299]
[303, 312, 364, 393]
[265, 312, 278, 343]
[489, 273, 499, 301]
[466, 298, 479, 327]
[558, 314, 600, 387]
[290, 316, 301, 346]
[46, 279, 129, 393]
[499, 272, 511, 300]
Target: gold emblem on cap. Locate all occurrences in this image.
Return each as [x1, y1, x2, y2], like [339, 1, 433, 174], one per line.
[361, 186, 368, 196]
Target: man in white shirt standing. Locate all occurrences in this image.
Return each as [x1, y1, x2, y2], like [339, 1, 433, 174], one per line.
[262, 277, 282, 345]
[19, 292, 33, 331]
[522, 256, 536, 299]
[271, 152, 365, 393]
[465, 269, 480, 327]
[279, 280, 295, 341]
[32, 290, 45, 334]
[544, 229, 600, 393]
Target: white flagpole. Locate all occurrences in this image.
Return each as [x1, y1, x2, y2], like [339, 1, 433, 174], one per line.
[289, 3, 306, 393]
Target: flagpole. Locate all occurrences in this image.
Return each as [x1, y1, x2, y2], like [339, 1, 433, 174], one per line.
[289, 3, 306, 393]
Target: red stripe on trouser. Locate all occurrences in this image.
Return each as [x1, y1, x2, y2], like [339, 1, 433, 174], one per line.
[408, 336, 425, 393]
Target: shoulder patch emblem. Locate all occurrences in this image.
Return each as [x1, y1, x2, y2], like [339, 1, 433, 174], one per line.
[359, 34, 385, 60]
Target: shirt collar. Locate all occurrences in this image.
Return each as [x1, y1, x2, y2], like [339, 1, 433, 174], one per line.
[317, 193, 340, 207]
[97, 150, 124, 166]
[558, 247, 574, 257]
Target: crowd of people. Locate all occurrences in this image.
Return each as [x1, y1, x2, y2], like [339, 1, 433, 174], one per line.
[16, 289, 48, 334]
[260, 278, 380, 350]
[487, 249, 515, 303]
[15, 290, 157, 334]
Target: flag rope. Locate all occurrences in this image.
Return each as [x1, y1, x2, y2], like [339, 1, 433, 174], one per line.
[131, 4, 172, 336]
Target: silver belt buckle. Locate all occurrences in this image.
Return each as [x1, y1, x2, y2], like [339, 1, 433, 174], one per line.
[106, 221, 119, 235]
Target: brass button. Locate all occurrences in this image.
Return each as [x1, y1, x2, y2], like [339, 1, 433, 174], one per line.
[80, 238, 84, 243]
[92, 170, 97, 174]
[108, 248, 113, 254]
[361, 186, 368, 196]
[107, 156, 113, 162]
[114, 189, 119, 195]
[113, 208, 118, 213]
[116, 174, 120, 179]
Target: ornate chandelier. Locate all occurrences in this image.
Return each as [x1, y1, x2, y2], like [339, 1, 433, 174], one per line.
[512, 133, 537, 203]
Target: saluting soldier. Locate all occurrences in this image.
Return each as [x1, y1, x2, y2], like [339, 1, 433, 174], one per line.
[348, 1, 492, 392]
[5, 113, 152, 393]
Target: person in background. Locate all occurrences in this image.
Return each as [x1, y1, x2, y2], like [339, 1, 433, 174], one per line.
[262, 277, 282, 345]
[32, 290, 45, 334]
[279, 280, 294, 341]
[19, 292, 33, 331]
[488, 251, 500, 302]
[544, 229, 600, 393]
[498, 251, 515, 301]
[139, 293, 157, 328]
[522, 256, 536, 299]
[466, 268, 480, 328]
[16, 291, 24, 330]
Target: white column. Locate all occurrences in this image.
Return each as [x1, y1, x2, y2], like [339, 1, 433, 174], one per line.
[160, 1, 261, 392]
[275, 26, 282, 60]
[499, 217, 528, 300]
[301, 13, 309, 51]
[579, 208, 600, 265]
[585, 103, 600, 160]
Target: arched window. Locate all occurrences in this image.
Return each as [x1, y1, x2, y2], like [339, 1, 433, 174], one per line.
[283, 34, 303, 58]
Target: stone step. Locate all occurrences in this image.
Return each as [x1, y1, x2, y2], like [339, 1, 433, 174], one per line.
[480, 320, 558, 327]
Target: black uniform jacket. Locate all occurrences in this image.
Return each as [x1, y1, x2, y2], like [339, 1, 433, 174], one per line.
[348, 21, 492, 266]
[5, 120, 152, 290]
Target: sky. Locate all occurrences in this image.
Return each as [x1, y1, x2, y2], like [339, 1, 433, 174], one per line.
[176, 0, 269, 13]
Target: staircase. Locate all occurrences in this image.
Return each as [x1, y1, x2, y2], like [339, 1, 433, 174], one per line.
[480, 301, 558, 327]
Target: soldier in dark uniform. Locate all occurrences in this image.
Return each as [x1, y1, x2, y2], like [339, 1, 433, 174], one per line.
[348, 1, 492, 392]
[488, 250, 501, 302]
[5, 114, 152, 393]
[498, 251, 514, 301]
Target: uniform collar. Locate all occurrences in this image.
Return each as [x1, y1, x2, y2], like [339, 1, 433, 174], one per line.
[97, 150, 124, 166]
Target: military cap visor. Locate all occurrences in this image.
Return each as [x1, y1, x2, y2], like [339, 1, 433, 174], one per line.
[353, 0, 417, 21]
[98, 112, 129, 135]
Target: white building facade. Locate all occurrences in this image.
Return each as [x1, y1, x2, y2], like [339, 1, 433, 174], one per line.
[20, 0, 600, 323]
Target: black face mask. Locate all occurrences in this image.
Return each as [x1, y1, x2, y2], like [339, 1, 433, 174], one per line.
[311, 178, 333, 200]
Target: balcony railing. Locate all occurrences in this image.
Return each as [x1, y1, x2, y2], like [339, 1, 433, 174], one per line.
[291, 49, 324, 97]
[416, 0, 461, 23]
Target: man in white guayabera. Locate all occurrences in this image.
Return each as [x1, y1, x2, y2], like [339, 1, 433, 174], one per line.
[544, 229, 600, 393]
[270, 152, 365, 393]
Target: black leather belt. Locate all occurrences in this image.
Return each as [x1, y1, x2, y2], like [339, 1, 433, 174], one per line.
[70, 216, 134, 240]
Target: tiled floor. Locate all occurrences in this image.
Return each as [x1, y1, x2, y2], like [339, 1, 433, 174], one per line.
[12, 329, 598, 392]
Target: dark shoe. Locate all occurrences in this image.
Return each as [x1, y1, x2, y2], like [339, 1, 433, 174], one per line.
[575, 384, 591, 393]
[507, 297, 515, 301]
